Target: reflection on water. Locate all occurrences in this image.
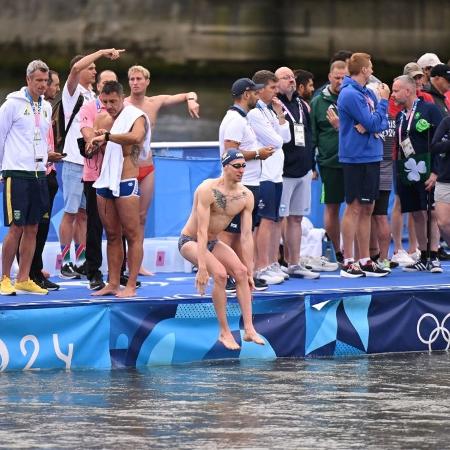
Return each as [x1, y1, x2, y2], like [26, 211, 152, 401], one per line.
[0, 81, 231, 142]
[0, 353, 449, 449]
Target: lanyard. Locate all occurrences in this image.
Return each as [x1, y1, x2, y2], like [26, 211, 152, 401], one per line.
[256, 101, 277, 123]
[229, 105, 247, 117]
[398, 99, 418, 147]
[25, 89, 42, 128]
[278, 97, 303, 124]
[95, 97, 103, 112]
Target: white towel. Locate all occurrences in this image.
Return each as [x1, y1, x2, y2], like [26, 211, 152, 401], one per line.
[94, 105, 151, 197]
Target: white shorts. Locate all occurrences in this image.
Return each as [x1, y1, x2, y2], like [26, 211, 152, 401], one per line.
[279, 170, 312, 217]
[435, 181, 450, 204]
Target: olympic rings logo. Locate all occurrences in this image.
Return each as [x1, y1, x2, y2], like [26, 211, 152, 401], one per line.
[417, 313, 450, 351]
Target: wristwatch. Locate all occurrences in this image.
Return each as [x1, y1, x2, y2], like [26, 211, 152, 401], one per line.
[104, 131, 110, 142]
[254, 149, 260, 160]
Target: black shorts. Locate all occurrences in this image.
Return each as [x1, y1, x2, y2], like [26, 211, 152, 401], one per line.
[397, 179, 434, 213]
[319, 165, 345, 204]
[3, 176, 49, 227]
[257, 181, 282, 222]
[342, 162, 380, 204]
[225, 184, 260, 233]
[372, 190, 391, 216]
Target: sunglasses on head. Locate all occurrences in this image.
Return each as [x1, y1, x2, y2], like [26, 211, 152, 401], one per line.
[230, 163, 246, 169]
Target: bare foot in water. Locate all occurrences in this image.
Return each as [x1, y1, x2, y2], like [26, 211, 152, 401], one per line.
[219, 333, 241, 350]
[116, 286, 137, 298]
[138, 266, 154, 276]
[91, 284, 120, 296]
[243, 331, 265, 345]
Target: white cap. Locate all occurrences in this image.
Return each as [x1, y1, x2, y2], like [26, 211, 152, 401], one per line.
[417, 53, 442, 69]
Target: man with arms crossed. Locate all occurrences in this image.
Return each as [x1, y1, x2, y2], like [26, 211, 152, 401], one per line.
[179, 150, 265, 350]
[126, 65, 200, 275]
[87, 81, 150, 298]
[337, 53, 390, 277]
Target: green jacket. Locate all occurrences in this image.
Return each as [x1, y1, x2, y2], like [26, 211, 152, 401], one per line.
[310, 86, 341, 168]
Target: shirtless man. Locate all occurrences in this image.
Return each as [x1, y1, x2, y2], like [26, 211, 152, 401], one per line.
[178, 150, 265, 350]
[87, 81, 149, 298]
[125, 65, 200, 275]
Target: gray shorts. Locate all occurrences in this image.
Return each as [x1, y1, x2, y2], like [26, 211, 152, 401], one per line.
[435, 181, 450, 204]
[279, 170, 312, 217]
[62, 161, 86, 213]
[178, 234, 218, 253]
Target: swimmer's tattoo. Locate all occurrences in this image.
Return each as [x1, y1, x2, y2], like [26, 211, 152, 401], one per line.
[213, 189, 227, 209]
[229, 191, 247, 202]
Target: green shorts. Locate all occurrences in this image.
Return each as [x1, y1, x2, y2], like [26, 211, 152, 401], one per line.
[319, 165, 345, 204]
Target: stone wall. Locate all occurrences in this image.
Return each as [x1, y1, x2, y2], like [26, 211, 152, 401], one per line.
[1, 0, 449, 72]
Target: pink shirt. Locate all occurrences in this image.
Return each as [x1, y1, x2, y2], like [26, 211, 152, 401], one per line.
[80, 98, 105, 182]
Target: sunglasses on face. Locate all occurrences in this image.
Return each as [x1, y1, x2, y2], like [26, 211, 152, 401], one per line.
[230, 163, 246, 169]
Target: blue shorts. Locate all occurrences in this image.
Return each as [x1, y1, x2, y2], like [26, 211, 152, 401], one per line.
[3, 176, 49, 227]
[225, 184, 260, 233]
[258, 181, 282, 222]
[62, 161, 86, 213]
[96, 178, 140, 199]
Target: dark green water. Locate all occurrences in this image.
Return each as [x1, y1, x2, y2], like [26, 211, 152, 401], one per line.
[1, 354, 449, 449]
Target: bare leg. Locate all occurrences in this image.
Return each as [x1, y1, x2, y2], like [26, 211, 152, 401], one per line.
[407, 213, 418, 254]
[138, 170, 155, 276]
[355, 203, 375, 260]
[285, 215, 302, 264]
[436, 202, 450, 244]
[16, 224, 39, 282]
[180, 241, 240, 350]
[116, 196, 143, 298]
[391, 196, 403, 253]
[255, 218, 274, 270]
[373, 215, 391, 260]
[269, 221, 282, 264]
[324, 203, 341, 254]
[2, 224, 24, 278]
[369, 217, 379, 258]
[341, 200, 361, 261]
[59, 212, 76, 259]
[92, 196, 122, 296]
[73, 208, 87, 249]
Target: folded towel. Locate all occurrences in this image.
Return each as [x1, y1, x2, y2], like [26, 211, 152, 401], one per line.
[94, 105, 151, 197]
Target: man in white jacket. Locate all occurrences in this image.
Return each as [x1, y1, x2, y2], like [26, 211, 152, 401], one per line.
[0, 60, 53, 295]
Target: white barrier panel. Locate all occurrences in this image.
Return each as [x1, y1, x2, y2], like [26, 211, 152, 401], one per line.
[0, 237, 193, 277]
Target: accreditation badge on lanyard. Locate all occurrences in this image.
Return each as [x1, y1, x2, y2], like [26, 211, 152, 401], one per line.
[26, 90, 46, 159]
[279, 97, 306, 147]
[399, 100, 418, 158]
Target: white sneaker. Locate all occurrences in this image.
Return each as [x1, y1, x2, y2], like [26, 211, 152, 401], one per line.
[391, 249, 415, 267]
[287, 264, 320, 279]
[269, 262, 289, 280]
[300, 256, 339, 272]
[409, 249, 422, 262]
[255, 267, 285, 285]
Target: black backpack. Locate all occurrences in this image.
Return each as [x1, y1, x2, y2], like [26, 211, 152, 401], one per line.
[52, 94, 84, 153]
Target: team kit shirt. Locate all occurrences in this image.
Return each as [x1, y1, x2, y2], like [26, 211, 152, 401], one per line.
[218, 107, 260, 186]
[247, 99, 291, 183]
[62, 83, 96, 165]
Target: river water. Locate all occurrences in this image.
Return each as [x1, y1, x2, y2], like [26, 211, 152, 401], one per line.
[1, 80, 449, 448]
[1, 353, 449, 449]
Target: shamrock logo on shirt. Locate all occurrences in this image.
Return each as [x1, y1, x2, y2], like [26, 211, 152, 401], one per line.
[416, 118, 431, 132]
[404, 157, 427, 182]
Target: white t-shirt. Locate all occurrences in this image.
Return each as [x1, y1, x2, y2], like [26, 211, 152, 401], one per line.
[247, 100, 291, 183]
[62, 83, 96, 165]
[218, 109, 260, 186]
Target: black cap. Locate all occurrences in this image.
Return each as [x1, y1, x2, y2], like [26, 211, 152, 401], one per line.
[231, 78, 264, 96]
[430, 64, 450, 81]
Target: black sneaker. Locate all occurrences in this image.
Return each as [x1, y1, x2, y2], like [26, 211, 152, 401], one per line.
[253, 277, 269, 291]
[438, 247, 450, 261]
[88, 272, 106, 291]
[359, 260, 390, 277]
[33, 273, 60, 291]
[403, 260, 428, 272]
[389, 260, 399, 269]
[340, 262, 366, 278]
[225, 276, 236, 293]
[74, 262, 87, 277]
[60, 262, 81, 279]
[335, 251, 344, 265]
[119, 275, 141, 288]
[428, 259, 443, 274]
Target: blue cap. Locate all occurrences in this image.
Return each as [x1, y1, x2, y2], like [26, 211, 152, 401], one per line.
[221, 150, 245, 166]
[231, 78, 264, 96]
